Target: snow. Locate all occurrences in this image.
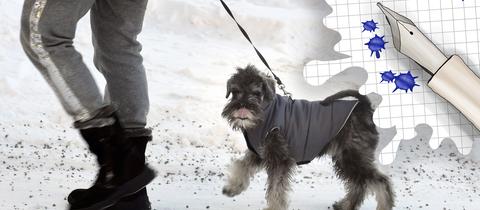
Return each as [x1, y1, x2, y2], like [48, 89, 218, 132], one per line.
[0, 0, 479, 209]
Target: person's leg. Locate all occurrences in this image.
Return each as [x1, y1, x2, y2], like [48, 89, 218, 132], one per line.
[20, 0, 112, 128]
[89, 2, 153, 208]
[65, 1, 155, 209]
[91, 0, 149, 129]
[21, 1, 154, 209]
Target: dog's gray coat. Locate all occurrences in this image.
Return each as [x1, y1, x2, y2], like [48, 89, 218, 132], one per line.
[243, 94, 358, 164]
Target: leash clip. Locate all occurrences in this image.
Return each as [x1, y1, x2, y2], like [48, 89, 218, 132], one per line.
[278, 84, 292, 98]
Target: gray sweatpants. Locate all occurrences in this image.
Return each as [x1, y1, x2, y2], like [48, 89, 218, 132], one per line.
[20, 0, 149, 129]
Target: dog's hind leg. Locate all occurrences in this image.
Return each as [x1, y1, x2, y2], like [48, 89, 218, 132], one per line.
[262, 128, 296, 210]
[332, 170, 394, 210]
[330, 137, 394, 210]
[326, 101, 394, 210]
[222, 150, 263, 197]
[333, 182, 367, 210]
[369, 172, 394, 210]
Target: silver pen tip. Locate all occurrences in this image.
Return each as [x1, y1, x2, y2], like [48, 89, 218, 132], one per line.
[376, 2, 414, 51]
[377, 2, 385, 10]
[377, 2, 414, 26]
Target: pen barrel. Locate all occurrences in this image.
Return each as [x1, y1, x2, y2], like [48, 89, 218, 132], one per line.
[428, 55, 480, 131]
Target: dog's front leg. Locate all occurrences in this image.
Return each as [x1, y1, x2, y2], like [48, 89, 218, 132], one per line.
[262, 128, 296, 210]
[223, 150, 263, 197]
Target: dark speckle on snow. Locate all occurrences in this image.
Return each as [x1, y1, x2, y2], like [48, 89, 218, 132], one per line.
[1, 116, 479, 209]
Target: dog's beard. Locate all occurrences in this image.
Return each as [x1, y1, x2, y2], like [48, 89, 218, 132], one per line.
[222, 101, 263, 130]
[231, 118, 257, 130]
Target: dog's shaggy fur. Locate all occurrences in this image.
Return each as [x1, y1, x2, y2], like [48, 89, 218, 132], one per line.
[222, 65, 395, 210]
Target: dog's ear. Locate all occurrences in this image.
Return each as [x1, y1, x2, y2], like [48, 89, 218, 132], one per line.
[225, 78, 232, 99]
[261, 74, 276, 101]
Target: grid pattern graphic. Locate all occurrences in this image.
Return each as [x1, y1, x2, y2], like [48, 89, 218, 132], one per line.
[304, 0, 480, 163]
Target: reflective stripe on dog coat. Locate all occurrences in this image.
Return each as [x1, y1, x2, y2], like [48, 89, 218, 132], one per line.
[243, 94, 359, 165]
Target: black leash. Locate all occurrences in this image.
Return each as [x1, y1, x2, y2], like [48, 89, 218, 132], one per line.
[220, 0, 291, 97]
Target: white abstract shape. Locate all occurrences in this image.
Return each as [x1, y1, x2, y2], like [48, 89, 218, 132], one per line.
[470, 139, 480, 162]
[366, 92, 382, 110]
[287, 66, 368, 100]
[376, 126, 397, 164]
[389, 123, 480, 164]
[392, 124, 434, 162]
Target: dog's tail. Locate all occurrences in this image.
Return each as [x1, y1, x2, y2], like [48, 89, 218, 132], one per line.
[321, 90, 376, 132]
[320, 90, 371, 109]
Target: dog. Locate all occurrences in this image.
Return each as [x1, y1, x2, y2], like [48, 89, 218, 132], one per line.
[221, 65, 394, 210]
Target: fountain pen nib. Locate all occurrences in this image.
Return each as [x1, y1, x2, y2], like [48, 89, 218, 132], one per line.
[377, 3, 414, 25]
[377, 2, 415, 51]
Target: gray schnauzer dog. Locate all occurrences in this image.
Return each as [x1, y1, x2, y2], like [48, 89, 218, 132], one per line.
[221, 65, 394, 210]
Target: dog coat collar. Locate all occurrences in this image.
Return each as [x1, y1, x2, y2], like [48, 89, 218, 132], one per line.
[243, 94, 359, 165]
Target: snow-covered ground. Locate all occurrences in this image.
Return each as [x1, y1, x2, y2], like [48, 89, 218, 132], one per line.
[0, 0, 479, 209]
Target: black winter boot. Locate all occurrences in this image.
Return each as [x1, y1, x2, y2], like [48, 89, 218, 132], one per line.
[68, 108, 156, 210]
[68, 126, 152, 210]
[68, 125, 112, 205]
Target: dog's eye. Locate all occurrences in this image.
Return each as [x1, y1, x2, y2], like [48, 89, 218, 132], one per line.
[232, 90, 240, 96]
[253, 91, 262, 97]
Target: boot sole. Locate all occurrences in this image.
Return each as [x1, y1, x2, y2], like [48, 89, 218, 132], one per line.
[69, 189, 152, 210]
[69, 166, 157, 210]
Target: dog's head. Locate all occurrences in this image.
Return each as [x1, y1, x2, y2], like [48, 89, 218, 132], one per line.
[222, 65, 276, 130]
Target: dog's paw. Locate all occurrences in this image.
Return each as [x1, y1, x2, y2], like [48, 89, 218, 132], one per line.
[267, 127, 281, 136]
[222, 184, 245, 197]
[263, 206, 286, 210]
[332, 201, 345, 210]
[265, 127, 284, 143]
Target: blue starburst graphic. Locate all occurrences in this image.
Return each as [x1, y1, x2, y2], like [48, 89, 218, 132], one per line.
[365, 35, 388, 59]
[362, 20, 379, 32]
[380, 70, 396, 83]
[393, 71, 420, 93]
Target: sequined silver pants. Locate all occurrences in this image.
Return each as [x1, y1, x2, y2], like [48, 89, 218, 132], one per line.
[20, 0, 149, 129]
